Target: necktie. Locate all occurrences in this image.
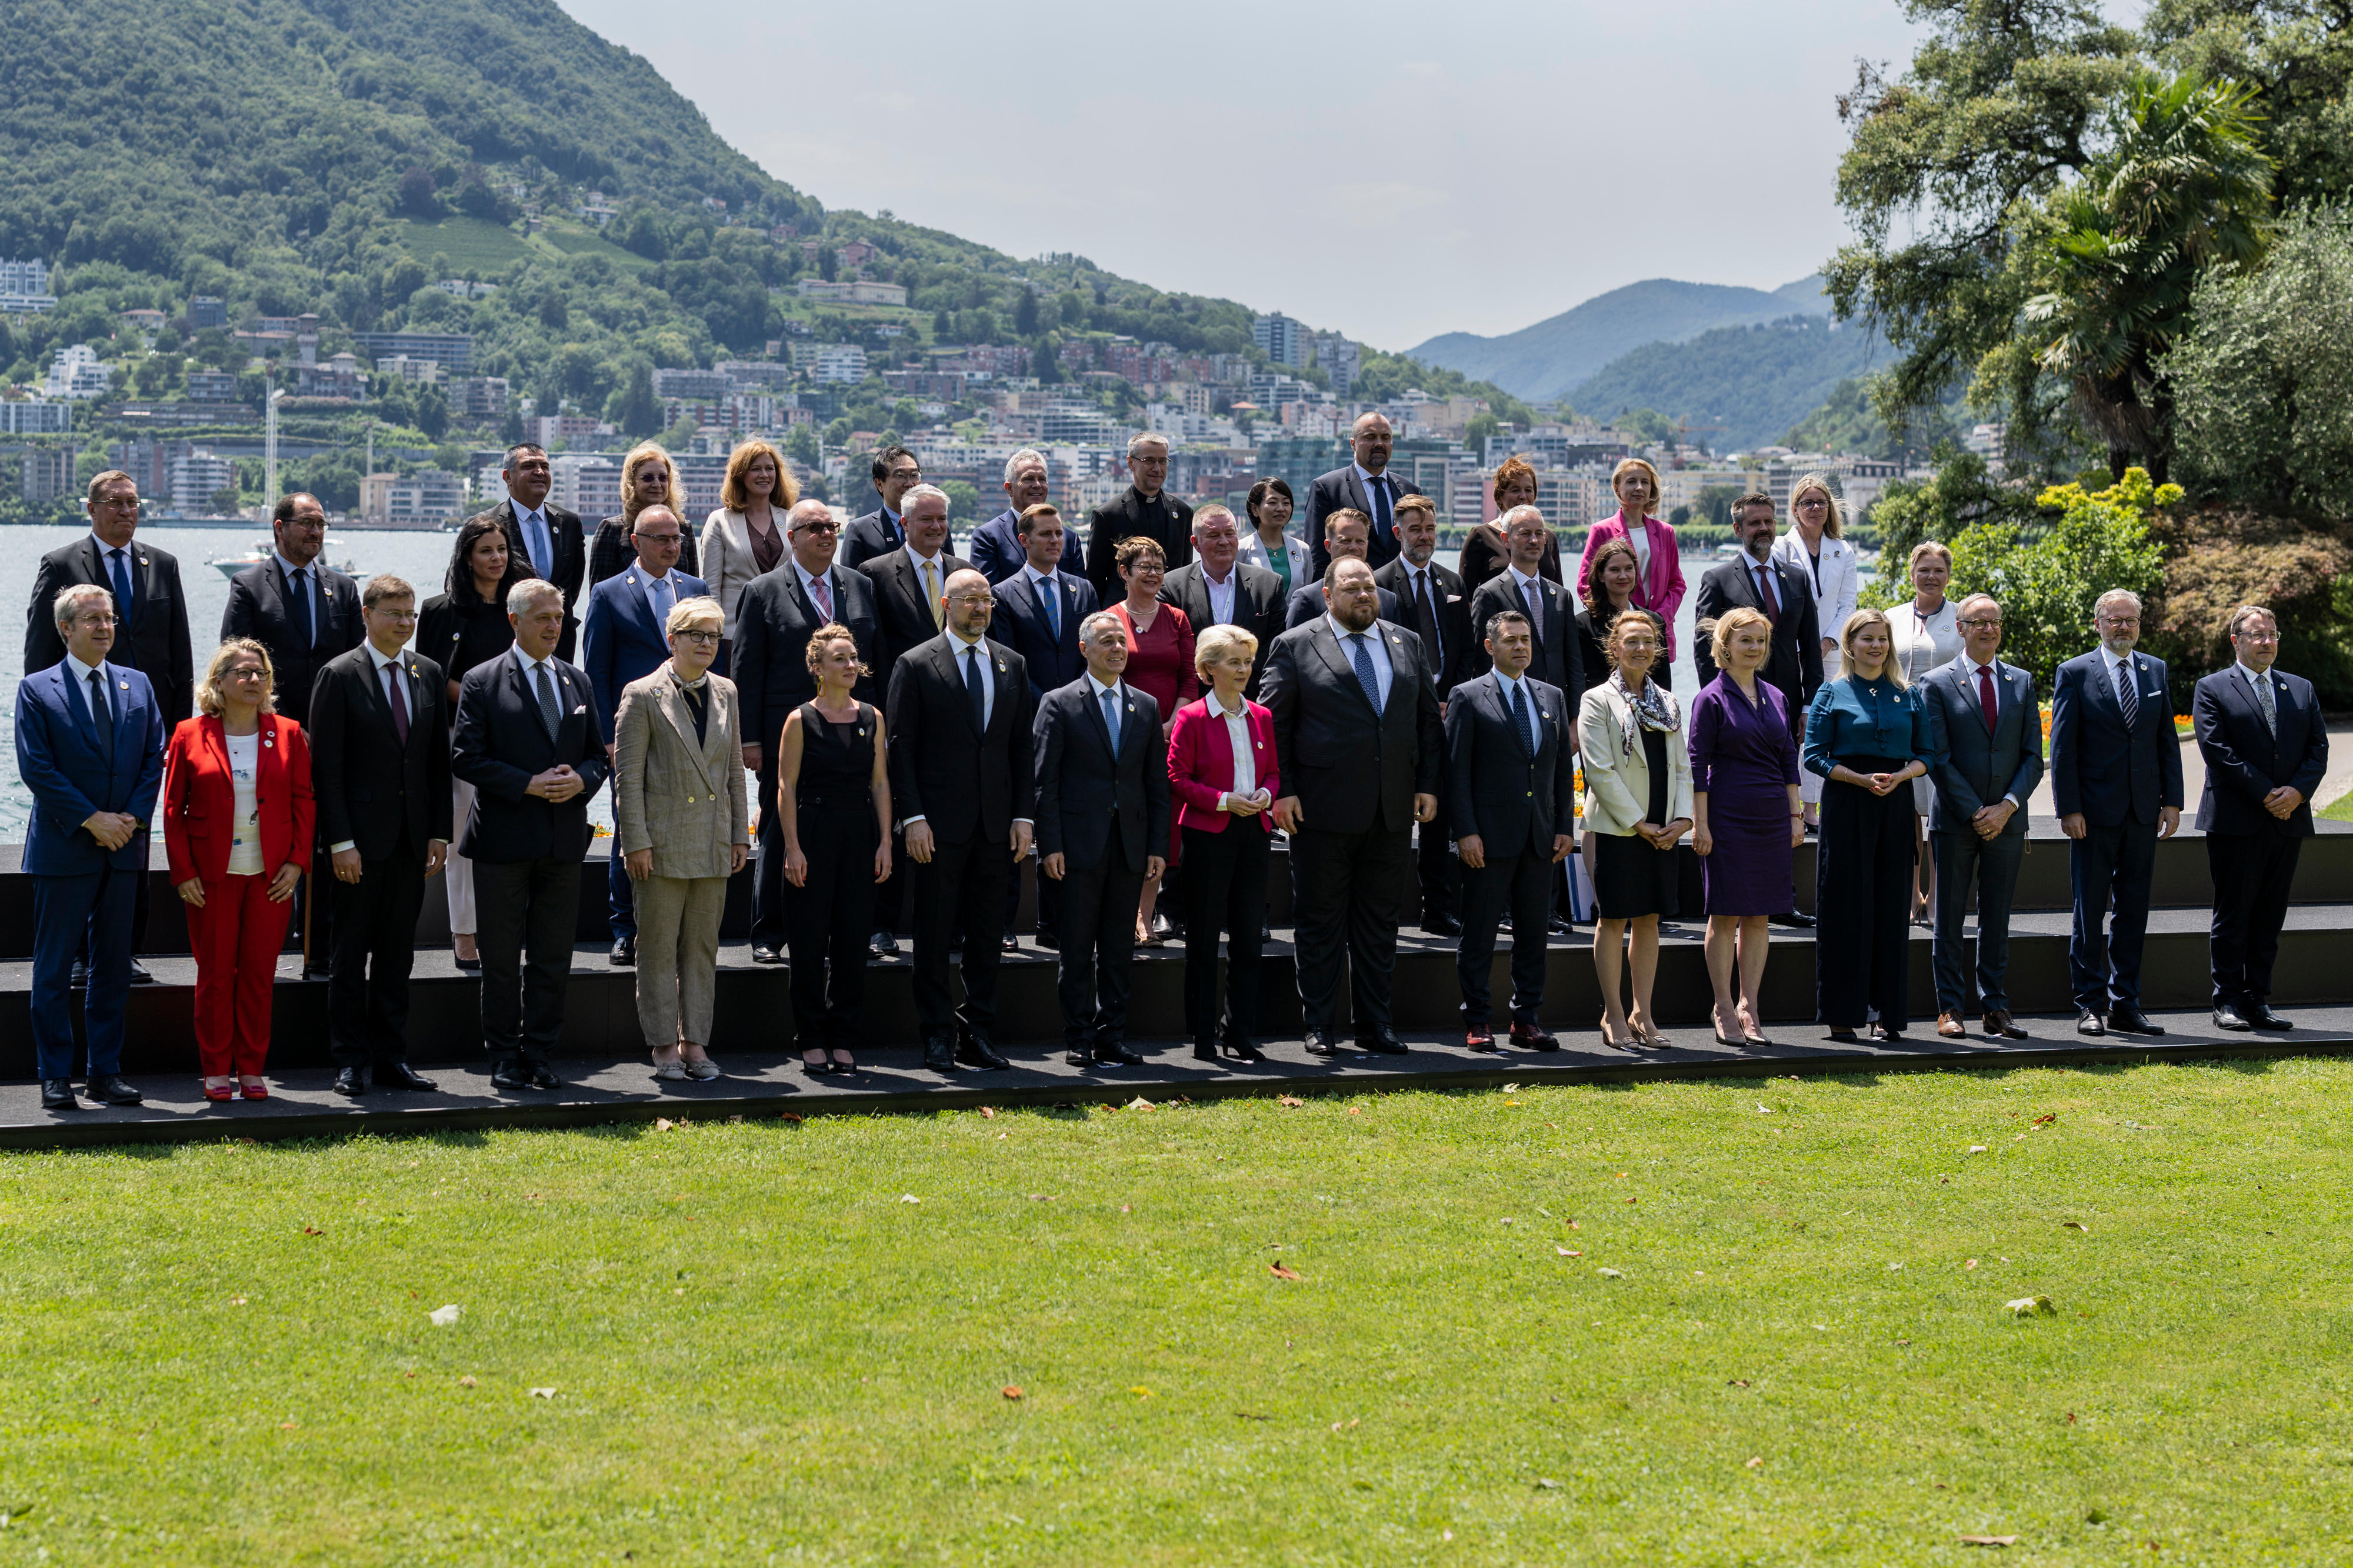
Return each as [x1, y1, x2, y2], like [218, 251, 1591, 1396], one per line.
[534, 662, 561, 737]
[108, 548, 135, 632]
[387, 663, 411, 747]
[1101, 687, 1121, 752]
[1511, 679, 1535, 758]
[525, 511, 551, 579]
[964, 643, 988, 731]
[1041, 573, 1061, 639]
[1977, 663, 1998, 733]
[924, 559, 942, 629]
[290, 566, 314, 647]
[2116, 659, 2138, 729]
[1349, 632, 1382, 712]
[809, 572, 834, 620]
[89, 668, 115, 772]
[649, 574, 674, 628]
[1519, 577, 1542, 637]
[1369, 475, 1394, 542]
[1754, 562, 1780, 623]
[2254, 670, 2277, 736]
[1413, 569, 1442, 668]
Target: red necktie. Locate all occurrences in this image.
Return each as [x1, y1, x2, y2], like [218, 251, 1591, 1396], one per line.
[1753, 563, 1779, 623]
[1977, 663, 1998, 732]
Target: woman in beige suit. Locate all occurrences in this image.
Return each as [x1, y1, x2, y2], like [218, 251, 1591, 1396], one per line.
[697, 438, 799, 668]
[614, 596, 750, 1080]
[1579, 609, 1694, 1049]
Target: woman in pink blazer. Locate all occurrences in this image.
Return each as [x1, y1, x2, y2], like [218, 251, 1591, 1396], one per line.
[1577, 457, 1686, 662]
[1166, 625, 1280, 1063]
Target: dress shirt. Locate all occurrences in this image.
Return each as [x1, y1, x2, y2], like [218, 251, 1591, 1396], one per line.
[1025, 564, 1066, 632]
[1965, 658, 2025, 809]
[1211, 694, 1256, 806]
[908, 545, 947, 623]
[2107, 649, 2138, 710]
[1086, 672, 1125, 756]
[1200, 564, 1237, 628]
[638, 566, 680, 626]
[1492, 670, 1536, 745]
[905, 630, 1028, 829]
[512, 642, 558, 682]
[514, 505, 554, 582]
[2235, 661, 2278, 730]
[330, 643, 422, 852]
[1508, 564, 1549, 626]
[1327, 612, 1394, 711]
[1628, 523, 1651, 580]
[1353, 464, 1394, 532]
[67, 650, 107, 689]
[275, 551, 319, 645]
[92, 533, 137, 619]
[793, 558, 835, 616]
[1748, 556, 1781, 614]
[1399, 561, 1444, 662]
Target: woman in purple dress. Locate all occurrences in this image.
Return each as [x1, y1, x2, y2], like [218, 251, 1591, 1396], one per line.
[1689, 607, 1803, 1046]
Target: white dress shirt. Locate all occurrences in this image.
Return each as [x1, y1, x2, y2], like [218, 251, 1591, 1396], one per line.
[1627, 521, 1652, 581]
[793, 559, 836, 615]
[1963, 657, 2024, 809]
[1327, 612, 1394, 710]
[1199, 564, 1236, 628]
[2107, 649, 2138, 711]
[1508, 564, 1549, 628]
[1025, 563, 1067, 635]
[1398, 560, 1445, 663]
[638, 566, 680, 628]
[905, 630, 1029, 828]
[1085, 671, 1125, 752]
[1491, 669, 1540, 753]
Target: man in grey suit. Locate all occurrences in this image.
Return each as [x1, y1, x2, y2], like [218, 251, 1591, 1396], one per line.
[1919, 594, 2045, 1040]
[1262, 558, 1444, 1056]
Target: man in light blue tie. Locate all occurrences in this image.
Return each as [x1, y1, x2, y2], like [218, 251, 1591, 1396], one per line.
[468, 443, 587, 658]
[1308, 413, 1419, 577]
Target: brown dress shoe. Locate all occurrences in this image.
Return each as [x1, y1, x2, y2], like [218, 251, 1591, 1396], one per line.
[1981, 1010, 2029, 1040]
[1936, 1012, 1968, 1039]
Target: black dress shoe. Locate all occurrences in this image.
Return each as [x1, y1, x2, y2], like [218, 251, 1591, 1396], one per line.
[2248, 1003, 2292, 1030]
[1510, 1022, 1562, 1052]
[70, 959, 89, 988]
[86, 1073, 142, 1105]
[610, 938, 636, 967]
[41, 1079, 78, 1110]
[1769, 911, 1816, 929]
[2076, 1009, 2107, 1036]
[1869, 1025, 1904, 1043]
[527, 1063, 562, 1090]
[1066, 1047, 1096, 1067]
[956, 1033, 1012, 1070]
[1001, 933, 1019, 952]
[2212, 1002, 2254, 1033]
[1548, 916, 1575, 935]
[128, 958, 156, 984]
[871, 930, 900, 956]
[1358, 1027, 1408, 1055]
[923, 1036, 957, 1072]
[1419, 910, 1463, 937]
[2107, 1006, 2165, 1036]
[334, 1065, 370, 1097]
[1304, 1030, 1340, 1057]
[1095, 1042, 1145, 1066]
[375, 1062, 439, 1092]
[301, 963, 330, 982]
[750, 943, 785, 965]
[1193, 1040, 1220, 1062]
[491, 1063, 534, 1090]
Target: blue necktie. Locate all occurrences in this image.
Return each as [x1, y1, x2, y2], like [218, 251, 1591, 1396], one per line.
[1101, 686, 1121, 752]
[108, 548, 136, 633]
[89, 668, 116, 773]
[649, 574, 674, 628]
[289, 566, 314, 648]
[1349, 632, 1382, 712]
[2116, 658, 2138, 729]
[1511, 680, 1535, 757]
[1370, 475, 1394, 542]
[965, 643, 988, 732]
[1041, 573, 1061, 640]
[526, 509, 553, 580]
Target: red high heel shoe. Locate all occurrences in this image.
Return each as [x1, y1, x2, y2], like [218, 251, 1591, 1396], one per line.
[238, 1079, 269, 1100]
[202, 1081, 235, 1103]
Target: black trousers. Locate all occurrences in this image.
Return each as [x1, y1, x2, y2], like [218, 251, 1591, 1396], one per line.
[474, 855, 581, 1064]
[751, 758, 788, 950]
[1458, 845, 1552, 1026]
[785, 803, 878, 1046]
[327, 832, 427, 1065]
[1291, 805, 1413, 1036]
[1414, 779, 1458, 922]
[1182, 823, 1269, 1043]
[606, 834, 636, 942]
[1005, 854, 1059, 943]
[2068, 819, 2159, 1011]
[910, 832, 1011, 1039]
[1054, 857, 1145, 1048]
[2207, 832, 2302, 1005]
[1815, 770, 1914, 1029]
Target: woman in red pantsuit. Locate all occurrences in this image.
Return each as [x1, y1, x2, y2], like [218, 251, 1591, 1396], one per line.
[162, 638, 314, 1101]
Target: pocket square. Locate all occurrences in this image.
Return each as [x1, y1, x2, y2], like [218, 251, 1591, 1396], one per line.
[572, 703, 587, 714]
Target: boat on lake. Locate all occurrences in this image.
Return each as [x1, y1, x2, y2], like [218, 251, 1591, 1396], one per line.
[208, 538, 361, 579]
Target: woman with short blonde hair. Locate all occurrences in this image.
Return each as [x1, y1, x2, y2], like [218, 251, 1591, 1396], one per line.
[586, 441, 701, 587]
[1689, 605, 1802, 1045]
[701, 438, 801, 654]
[1192, 623, 1259, 677]
[1575, 457, 1684, 666]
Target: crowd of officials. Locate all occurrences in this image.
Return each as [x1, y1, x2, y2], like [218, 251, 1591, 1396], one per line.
[12, 420, 2332, 1111]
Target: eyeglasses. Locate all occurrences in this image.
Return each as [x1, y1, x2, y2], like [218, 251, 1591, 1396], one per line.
[635, 534, 684, 546]
[2237, 630, 2280, 644]
[674, 629, 721, 645]
[1958, 618, 2002, 630]
[794, 521, 840, 535]
[948, 595, 997, 609]
[75, 615, 120, 629]
[1796, 497, 1829, 509]
[373, 610, 420, 624]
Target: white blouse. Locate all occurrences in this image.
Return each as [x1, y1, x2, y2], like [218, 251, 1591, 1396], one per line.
[1887, 599, 1963, 684]
[1215, 699, 1255, 805]
[225, 730, 265, 876]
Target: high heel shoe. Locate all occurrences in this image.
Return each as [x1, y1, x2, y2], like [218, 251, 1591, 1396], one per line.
[238, 1079, 268, 1100]
[1193, 1042, 1219, 1062]
[1223, 1039, 1267, 1063]
[828, 1052, 857, 1073]
[202, 1080, 235, 1103]
[799, 1053, 831, 1077]
[1711, 1009, 1741, 1047]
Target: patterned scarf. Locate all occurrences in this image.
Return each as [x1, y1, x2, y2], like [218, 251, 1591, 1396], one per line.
[1608, 668, 1679, 759]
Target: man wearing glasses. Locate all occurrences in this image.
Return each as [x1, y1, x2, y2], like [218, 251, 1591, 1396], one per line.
[733, 498, 879, 964]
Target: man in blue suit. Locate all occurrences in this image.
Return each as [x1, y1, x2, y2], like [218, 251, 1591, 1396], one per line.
[579, 505, 707, 966]
[15, 583, 165, 1110]
[1920, 595, 2045, 1040]
[2048, 589, 2183, 1036]
[2193, 604, 2330, 1032]
[985, 502, 1096, 951]
[967, 449, 1085, 587]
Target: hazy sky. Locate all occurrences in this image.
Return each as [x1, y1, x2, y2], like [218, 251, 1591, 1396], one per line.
[556, 0, 1934, 351]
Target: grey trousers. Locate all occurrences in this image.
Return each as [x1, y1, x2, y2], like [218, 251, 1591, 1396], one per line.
[1931, 827, 2026, 1015]
[635, 874, 726, 1049]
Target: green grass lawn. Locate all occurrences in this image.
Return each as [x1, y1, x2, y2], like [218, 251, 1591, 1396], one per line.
[2319, 788, 2353, 823]
[5, 1060, 2351, 1564]
[392, 215, 538, 275]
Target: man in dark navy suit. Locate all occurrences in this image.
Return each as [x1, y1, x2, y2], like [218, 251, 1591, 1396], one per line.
[2192, 604, 2330, 1032]
[1377, 495, 1475, 935]
[465, 443, 586, 659]
[14, 583, 164, 1109]
[840, 445, 921, 571]
[733, 498, 879, 965]
[1307, 412, 1422, 578]
[451, 579, 610, 1091]
[1162, 503, 1285, 696]
[1465, 508, 1581, 696]
[1445, 609, 1576, 1052]
[968, 449, 1086, 586]
[1034, 612, 1169, 1067]
[984, 502, 1095, 951]
[2048, 589, 2184, 1036]
[1285, 512, 1401, 629]
[579, 505, 708, 966]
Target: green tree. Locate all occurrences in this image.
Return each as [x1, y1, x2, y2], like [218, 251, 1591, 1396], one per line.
[1860, 445, 2044, 605]
[2147, 0, 2353, 209]
[413, 383, 451, 441]
[1014, 289, 1039, 337]
[784, 423, 821, 468]
[1462, 411, 1501, 457]
[938, 479, 981, 520]
[612, 361, 661, 438]
[1938, 468, 2174, 683]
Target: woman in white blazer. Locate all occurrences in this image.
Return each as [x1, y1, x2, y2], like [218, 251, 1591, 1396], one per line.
[698, 437, 799, 663]
[1578, 608, 1694, 1050]
[1237, 479, 1313, 594]
[1769, 473, 1860, 832]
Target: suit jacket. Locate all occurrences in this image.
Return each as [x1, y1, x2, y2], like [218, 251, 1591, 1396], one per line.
[614, 667, 749, 878]
[988, 569, 1098, 701]
[1466, 571, 1582, 700]
[732, 562, 880, 756]
[160, 713, 314, 885]
[1259, 617, 1444, 836]
[588, 515, 701, 590]
[1166, 695, 1280, 838]
[220, 556, 364, 727]
[840, 506, 905, 572]
[698, 506, 786, 640]
[1375, 556, 1474, 697]
[25, 534, 195, 727]
[580, 568, 709, 746]
[449, 651, 609, 863]
[2193, 666, 2329, 837]
[1306, 466, 1424, 578]
[471, 499, 586, 657]
[1578, 512, 1687, 658]
[968, 509, 1087, 586]
[858, 545, 974, 698]
[1285, 579, 1403, 632]
[1445, 671, 1577, 858]
[1919, 656, 2044, 836]
[1691, 556, 1823, 726]
[885, 632, 1036, 846]
[13, 659, 166, 876]
[1578, 683, 1696, 837]
[2047, 649, 2182, 826]
[1085, 486, 1194, 603]
[306, 643, 454, 860]
[1032, 678, 1170, 873]
[1161, 560, 1287, 693]
[1457, 522, 1562, 595]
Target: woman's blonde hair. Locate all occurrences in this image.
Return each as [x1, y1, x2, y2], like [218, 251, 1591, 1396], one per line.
[1708, 605, 1772, 670]
[1906, 540, 1952, 583]
[1610, 457, 1662, 519]
[722, 438, 798, 514]
[1839, 608, 1907, 689]
[198, 637, 277, 718]
[802, 621, 872, 680]
[1789, 472, 1844, 539]
[621, 441, 678, 523]
[1194, 623, 1260, 676]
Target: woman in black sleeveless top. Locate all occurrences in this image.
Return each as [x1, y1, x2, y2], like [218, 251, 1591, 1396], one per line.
[775, 624, 894, 1072]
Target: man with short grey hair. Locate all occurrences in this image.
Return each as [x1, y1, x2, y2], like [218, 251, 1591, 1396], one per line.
[1086, 433, 1191, 602]
[968, 448, 1079, 585]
